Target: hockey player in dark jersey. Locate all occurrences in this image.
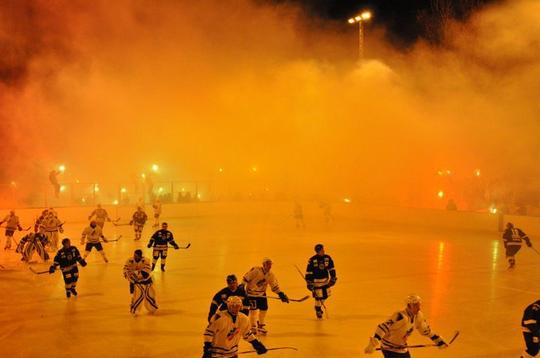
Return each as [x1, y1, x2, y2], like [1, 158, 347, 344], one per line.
[130, 206, 148, 241]
[16, 232, 49, 262]
[208, 274, 249, 322]
[502, 222, 533, 269]
[147, 222, 179, 271]
[49, 238, 87, 298]
[305, 244, 337, 319]
[522, 300, 540, 358]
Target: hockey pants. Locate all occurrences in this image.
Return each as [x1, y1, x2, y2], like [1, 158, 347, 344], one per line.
[130, 283, 158, 314]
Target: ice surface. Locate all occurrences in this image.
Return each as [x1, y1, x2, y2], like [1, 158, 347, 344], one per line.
[0, 203, 538, 357]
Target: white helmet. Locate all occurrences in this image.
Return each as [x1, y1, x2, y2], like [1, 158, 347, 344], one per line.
[226, 296, 243, 310]
[405, 294, 422, 305]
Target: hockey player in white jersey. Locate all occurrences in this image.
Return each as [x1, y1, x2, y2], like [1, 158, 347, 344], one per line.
[81, 221, 109, 263]
[39, 210, 63, 251]
[152, 199, 162, 228]
[203, 296, 267, 357]
[88, 204, 112, 229]
[0, 210, 23, 250]
[242, 258, 289, 335]
[364, 294, 448, 357]
[123, 249, 158, 315]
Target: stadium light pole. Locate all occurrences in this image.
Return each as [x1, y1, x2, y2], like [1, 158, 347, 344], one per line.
[348, 11, 372, 61]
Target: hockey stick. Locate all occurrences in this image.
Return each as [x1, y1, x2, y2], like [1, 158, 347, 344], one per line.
[107, 235, 123, 242]
[530, 246, 540, 256]
[268, 295, 309, 302]
[113, 222, 132, 226]
[294, 264, 329, 318]
[239, 347, 298, 354]
[178, 243, 191, 249]
[375, 331, 460, 350]
[0, 225, 31, 231]
[29, 267, 50, 275]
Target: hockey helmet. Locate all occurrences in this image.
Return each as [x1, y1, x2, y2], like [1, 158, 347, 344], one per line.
[405, 294, 422, 305]
[226, 274, 237, 283]
[314, 244, 324, 253]
[226, 296, 243, 312]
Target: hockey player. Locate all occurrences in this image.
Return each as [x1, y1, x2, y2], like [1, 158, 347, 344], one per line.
[364, 294, 448, 357]
[123, 249, 158, 315]
[49, 238, 87, 298]
[319, 201, 333, 224]
[502, 222, 533, 269]
[242, 258, 289, 335]
[130, 206, 148, 241]
[88, 204, 112, 229]
[81, 221, 109, 263]
[203, 296, 267, 357]
[294, 202, 305, 229]
[152, 199, 162, 228]
[16, 232, 49, 262]
[49, 170, 61, 198]
[208, 274, 249, 322]
[305, 244, 337, 319]
[521, 300, 540, 358]
[0, 210, 23, 250]
[147, 222, 179, 271]
[39, 210, 63, 251]
[34, 209, 48, 233]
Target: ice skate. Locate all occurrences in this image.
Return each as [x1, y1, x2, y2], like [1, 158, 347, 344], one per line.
[315, 306, 324, 319]
[257, 323, 267, 335]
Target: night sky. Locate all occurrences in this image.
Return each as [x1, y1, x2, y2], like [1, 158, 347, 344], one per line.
[273, 0, 499, 45]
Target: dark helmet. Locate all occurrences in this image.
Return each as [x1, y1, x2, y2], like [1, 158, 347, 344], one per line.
[226, 274, 237, 283]
[314, 244, 324, 253]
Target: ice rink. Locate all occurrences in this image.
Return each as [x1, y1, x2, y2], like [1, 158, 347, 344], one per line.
[1, 202, 539, 357]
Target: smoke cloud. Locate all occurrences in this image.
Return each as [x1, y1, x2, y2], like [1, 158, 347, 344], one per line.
[0, 0, 538, 209]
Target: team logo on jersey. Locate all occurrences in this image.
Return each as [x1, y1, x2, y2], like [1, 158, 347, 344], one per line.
[227, 327, 240, 340]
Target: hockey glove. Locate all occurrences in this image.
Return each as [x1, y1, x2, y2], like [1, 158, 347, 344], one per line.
[147, 243, 152, 248]
[329, 277, 337, 287]
[431, 335, 448, 349]
[250, 339, 267, 354]
[49, 265, 56, 274]
[526, 241, 533, 248]
[80, 259, 88, 267]
[278, 291, 289, 303]
[59, 227, 64, 233]
[202, 342, 212, 358]
[173, 244, 179, 250]
[364, 337, 379, 354]
[306, 281, 314, 291]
